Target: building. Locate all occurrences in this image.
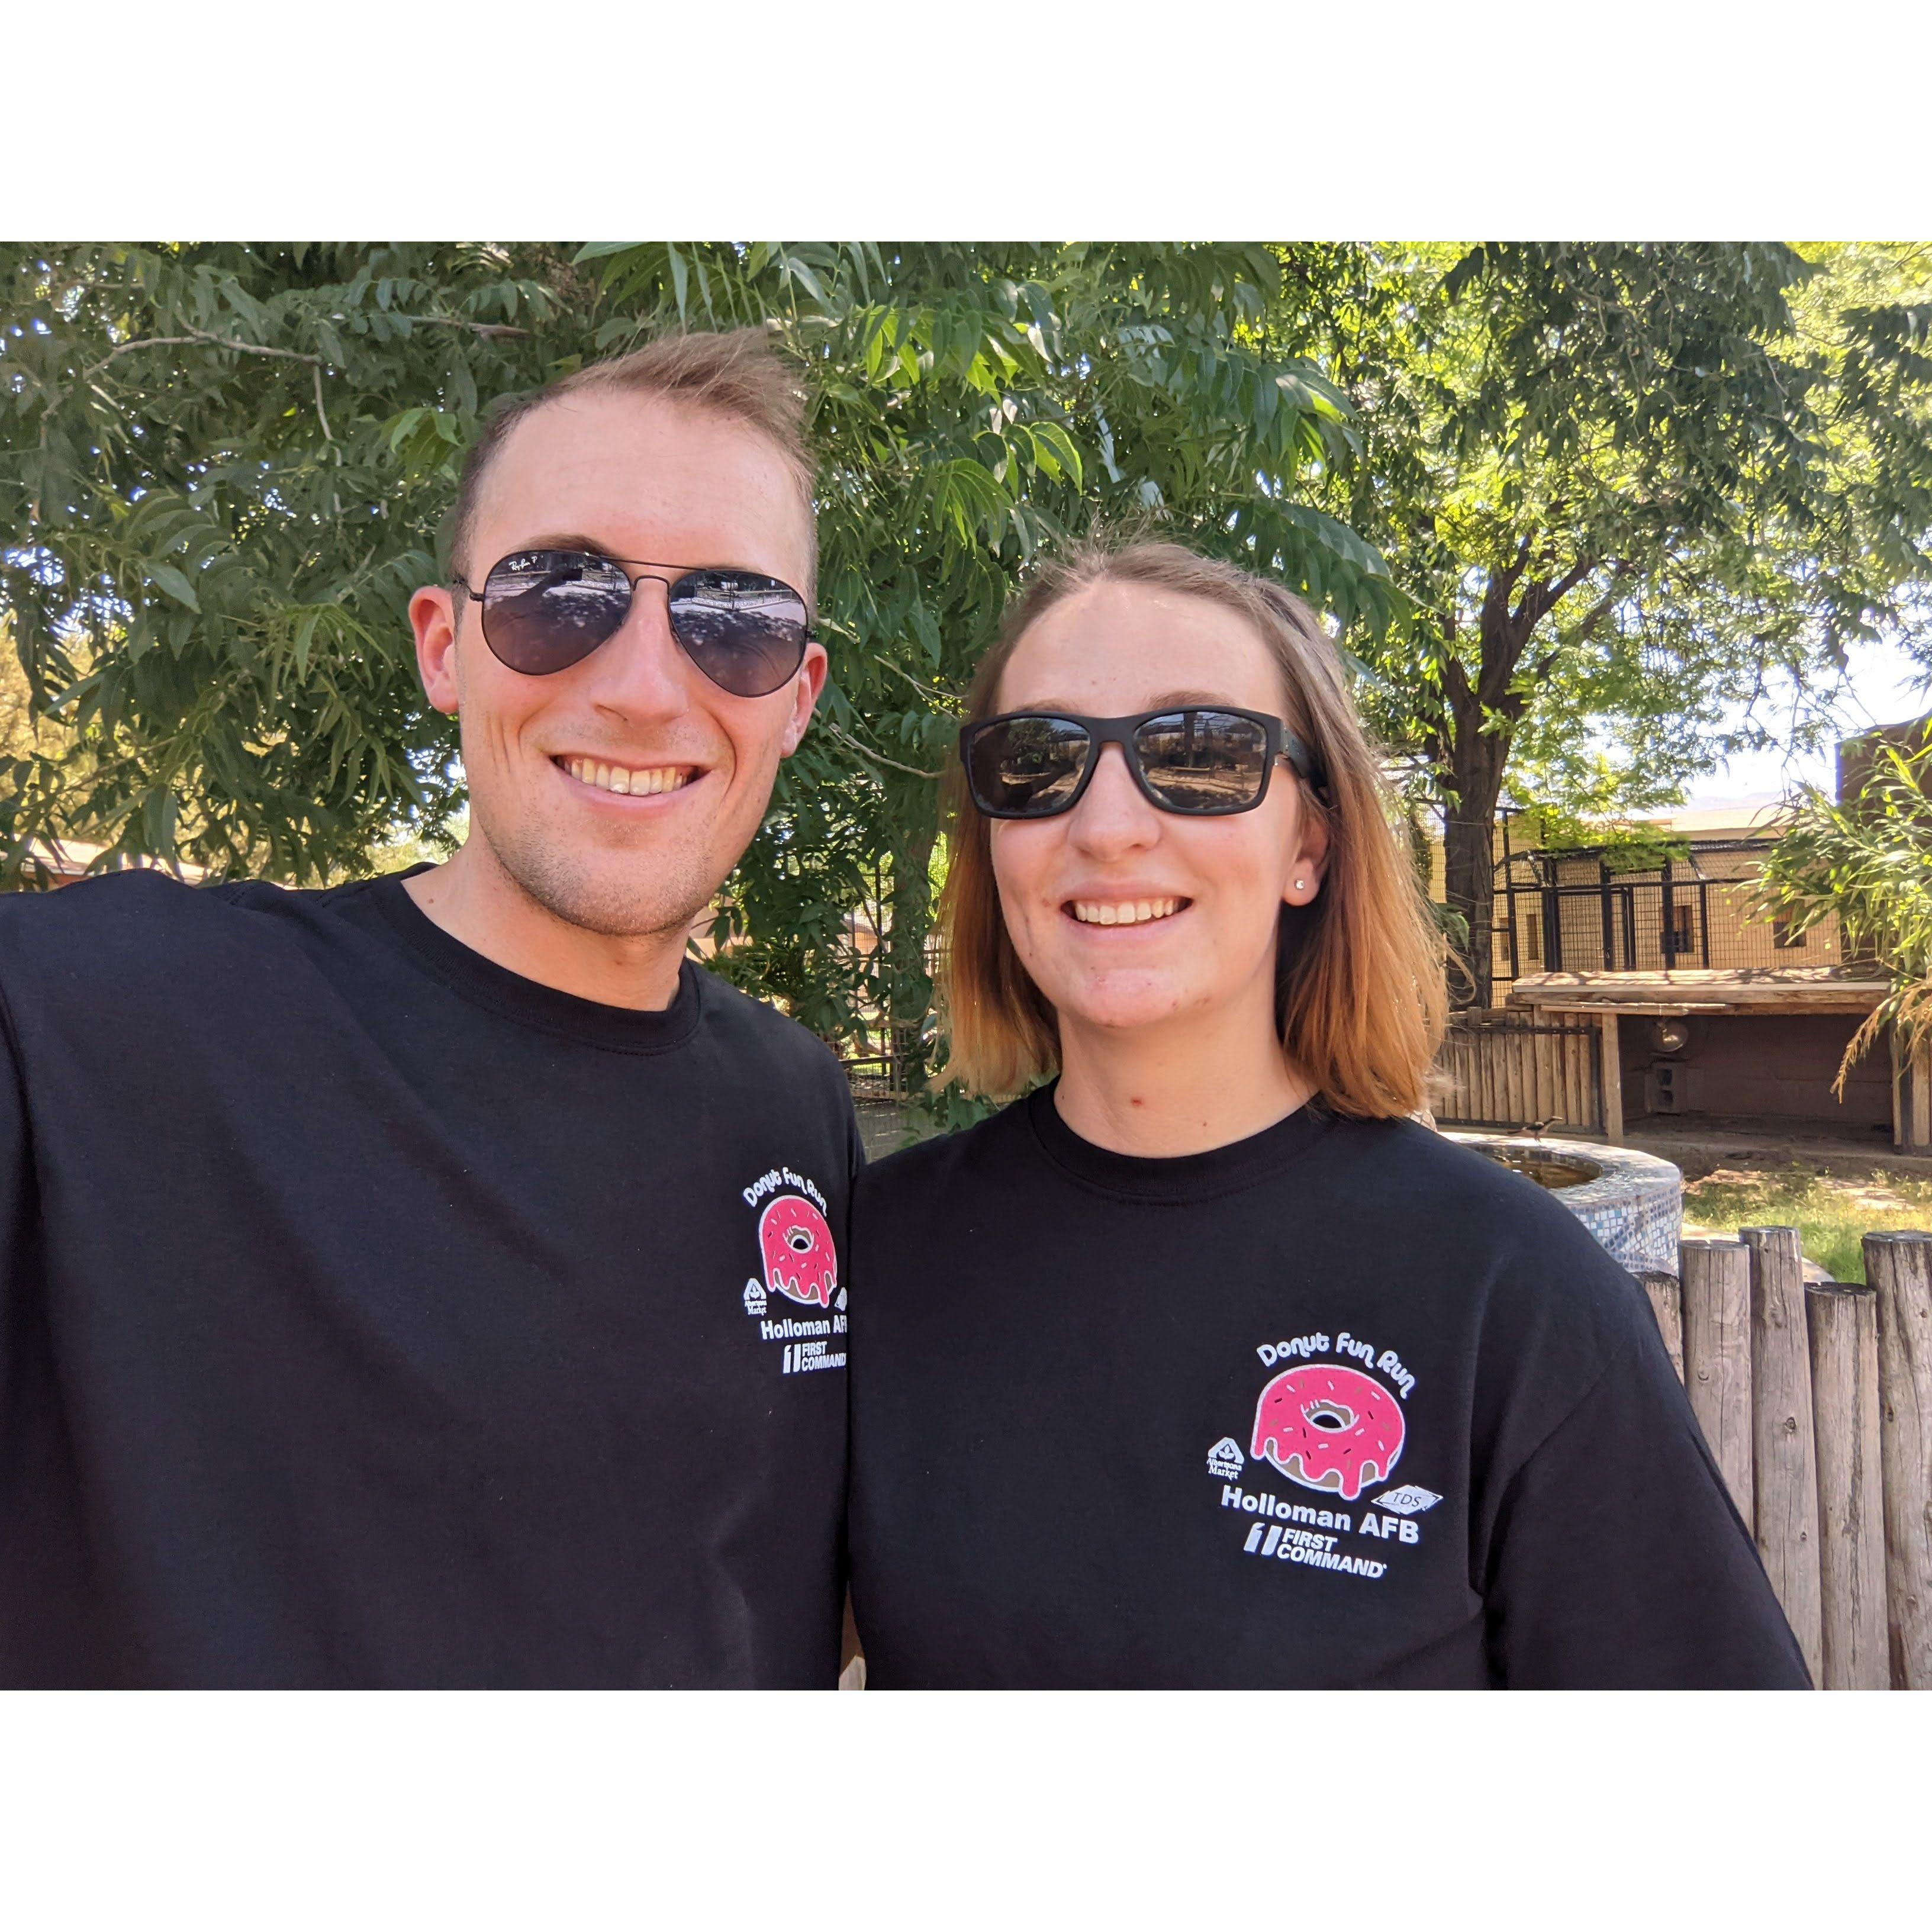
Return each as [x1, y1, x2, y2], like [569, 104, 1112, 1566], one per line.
[1433, 719, 1931, 1152]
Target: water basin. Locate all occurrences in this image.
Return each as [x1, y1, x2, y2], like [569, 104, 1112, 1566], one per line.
[1444, 1132, 1682, 1277]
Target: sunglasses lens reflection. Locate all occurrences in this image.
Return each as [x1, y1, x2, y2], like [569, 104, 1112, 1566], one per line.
[668, 571, 810, 698]
[968, 717, 1094, 816]
[1134, 710, 1271, 811]
[480, 551, 633, 674]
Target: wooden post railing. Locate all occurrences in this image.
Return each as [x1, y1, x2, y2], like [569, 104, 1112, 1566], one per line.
[1654, 1226, 1932, 1690]
[1806, 1279, 1889, 1689]
[1741, 1226, 1824, 1684]
[1680, 1237, 1754, 1521]
[1866, 1231, 1932, 1689]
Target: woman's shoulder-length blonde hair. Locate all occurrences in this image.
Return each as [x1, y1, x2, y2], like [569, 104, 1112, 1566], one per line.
[936, 539, 1447, 1119]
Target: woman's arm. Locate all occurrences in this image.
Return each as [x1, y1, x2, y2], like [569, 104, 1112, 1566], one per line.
[1482, 1324, 1811, 1689]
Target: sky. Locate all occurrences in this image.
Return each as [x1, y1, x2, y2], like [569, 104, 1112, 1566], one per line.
[1678, 631, 1931, 809]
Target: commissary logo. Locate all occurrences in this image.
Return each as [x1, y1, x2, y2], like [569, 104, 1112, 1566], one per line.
[738, 1169, 845, 1377]
[1208, 1331, 1435, 1586]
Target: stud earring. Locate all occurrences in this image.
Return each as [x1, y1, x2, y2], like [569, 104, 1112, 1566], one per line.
[1294, 878, 1306, 892]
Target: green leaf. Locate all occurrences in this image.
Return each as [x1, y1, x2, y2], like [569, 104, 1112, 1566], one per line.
[149, 563, 199, 611]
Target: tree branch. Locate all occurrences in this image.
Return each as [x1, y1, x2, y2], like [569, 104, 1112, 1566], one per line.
[1546, 556, 1598, 607]
[64, 328, 340, 443]
[312, 363, 335, 445]
[80, 330, 324, 384]
[396, 316, 531, 340]
[1563, 562, 1634, 648]
[1510, 555, 1602, 637]
[872, 654, 959, 710]
[822, 721, 941, 780]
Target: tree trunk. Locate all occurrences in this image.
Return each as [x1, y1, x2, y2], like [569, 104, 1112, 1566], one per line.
[1434, 553, 1593, 1008]
[1441, 679, 1513, 1010]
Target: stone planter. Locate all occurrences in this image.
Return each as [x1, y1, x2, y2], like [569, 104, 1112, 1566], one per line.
[1442, 1132, 1684, 1277]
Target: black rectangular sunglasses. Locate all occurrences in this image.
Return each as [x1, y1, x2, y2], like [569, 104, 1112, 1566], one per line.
[452, 548, 813, 698]
[961, 707, 1326, 819]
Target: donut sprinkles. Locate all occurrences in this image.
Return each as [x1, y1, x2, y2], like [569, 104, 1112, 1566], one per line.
[758, 1194, 840, 1309]
[1250, 1364, 1405, 1503]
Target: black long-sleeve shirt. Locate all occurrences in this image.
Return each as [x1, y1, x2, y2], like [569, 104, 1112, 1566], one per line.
[0, 870, 858, 1686]
[848, 1086, 1808, 1689]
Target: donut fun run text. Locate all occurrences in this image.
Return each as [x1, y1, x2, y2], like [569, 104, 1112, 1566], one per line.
[1255, 1331, 1416, 1399]
[741, 1168, 829, 1213]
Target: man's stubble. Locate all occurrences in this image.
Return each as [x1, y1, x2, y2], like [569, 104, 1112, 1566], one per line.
[475, 789, 737, 944]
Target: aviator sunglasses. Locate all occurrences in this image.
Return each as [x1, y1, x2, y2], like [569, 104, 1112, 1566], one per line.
[961, 707, 1326, 820]
[452, 548, 813, 697]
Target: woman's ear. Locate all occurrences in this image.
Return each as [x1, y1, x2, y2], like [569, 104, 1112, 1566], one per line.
[1284, 791, 1331, 907]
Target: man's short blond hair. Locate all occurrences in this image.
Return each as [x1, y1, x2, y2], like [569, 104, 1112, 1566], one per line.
[447, 326, 817, 592]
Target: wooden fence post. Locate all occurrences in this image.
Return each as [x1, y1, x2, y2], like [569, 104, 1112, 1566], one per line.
[1598, 1010, 1623, 1142]
[1640, 1274, 1684, 1382]
[1680, 1237, 1753, 1521]
[1807, 1281, 1890, 1690]
[1866, 1229, 1932, 1689]
[1741, 1226, 1824, 1684]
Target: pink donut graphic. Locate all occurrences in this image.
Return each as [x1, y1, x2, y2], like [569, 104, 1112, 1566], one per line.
[758, 1194, 839, 1308]
[1250, 1364, 1405, 1503]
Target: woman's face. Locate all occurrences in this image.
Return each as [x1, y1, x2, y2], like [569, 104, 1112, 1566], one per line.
[988, 580, 1329, 1046]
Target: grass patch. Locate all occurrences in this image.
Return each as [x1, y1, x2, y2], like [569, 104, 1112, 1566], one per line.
[1679, 1163, 1932, 1283]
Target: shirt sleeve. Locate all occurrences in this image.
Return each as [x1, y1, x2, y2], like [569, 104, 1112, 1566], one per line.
[0, 993, 32, 1408]
[1482, 1321, 1812, 1689]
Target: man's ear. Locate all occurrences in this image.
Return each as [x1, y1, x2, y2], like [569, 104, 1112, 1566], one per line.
[411, 584, 461, 717]
[779, 639, 830, 756]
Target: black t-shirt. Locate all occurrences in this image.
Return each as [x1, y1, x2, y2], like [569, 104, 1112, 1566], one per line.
[848, 1086, 1808, 1689]
[0, 870, 860, 1688]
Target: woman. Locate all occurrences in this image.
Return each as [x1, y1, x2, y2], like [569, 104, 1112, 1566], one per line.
[846, 540, 1807, 1689]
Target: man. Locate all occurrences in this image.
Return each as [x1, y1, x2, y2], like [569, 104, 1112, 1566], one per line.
[0, 329, 859, 1686]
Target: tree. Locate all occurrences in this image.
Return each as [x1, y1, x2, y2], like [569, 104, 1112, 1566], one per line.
[0, 243, 1392, 1075]
[1271, 243, 1932, 1006]
[1756, 722, 1932, 1093]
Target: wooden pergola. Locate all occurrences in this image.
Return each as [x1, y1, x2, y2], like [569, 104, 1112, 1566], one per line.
[1507, 967, 1930, 1151]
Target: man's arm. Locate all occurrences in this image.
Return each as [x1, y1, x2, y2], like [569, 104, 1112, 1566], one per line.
[0, 980, 34, 1409]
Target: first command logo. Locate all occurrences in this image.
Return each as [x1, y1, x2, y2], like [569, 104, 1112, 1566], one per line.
[739, 1167, 846, 1376]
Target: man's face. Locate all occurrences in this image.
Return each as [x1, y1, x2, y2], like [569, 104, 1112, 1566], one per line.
[410, 390, 825, 939]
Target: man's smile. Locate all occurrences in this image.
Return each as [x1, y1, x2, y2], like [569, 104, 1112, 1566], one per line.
[553, 755, 703, 798]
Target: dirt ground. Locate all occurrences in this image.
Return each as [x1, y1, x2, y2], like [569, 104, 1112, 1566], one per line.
[1615, 1118, 1932, 1280]
[1617, 1113, 1932, 1186]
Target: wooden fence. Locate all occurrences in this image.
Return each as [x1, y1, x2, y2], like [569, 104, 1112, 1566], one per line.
[1434, 1009, 1604, 1135]
[1644, 1227, 1931, 1689]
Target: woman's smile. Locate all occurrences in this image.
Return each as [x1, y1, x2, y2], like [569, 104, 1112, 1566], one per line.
[1063, 895, 1191, 928]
